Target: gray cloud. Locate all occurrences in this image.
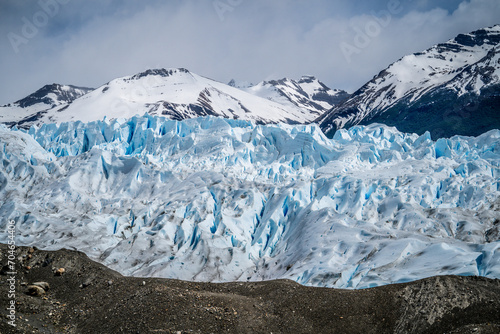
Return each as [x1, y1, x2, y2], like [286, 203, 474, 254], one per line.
[0, 0, 499, 105]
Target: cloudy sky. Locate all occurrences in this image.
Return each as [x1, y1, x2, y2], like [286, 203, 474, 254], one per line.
[0, 0, 499, 105]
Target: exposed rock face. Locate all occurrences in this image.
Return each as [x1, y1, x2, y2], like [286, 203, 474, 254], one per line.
[13, 84, 93, 109]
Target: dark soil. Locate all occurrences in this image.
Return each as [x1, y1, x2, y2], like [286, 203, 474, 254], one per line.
[1, 244, 499, 333]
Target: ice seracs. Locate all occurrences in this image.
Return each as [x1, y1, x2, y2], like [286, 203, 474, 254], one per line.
[1, 115, 499, 289]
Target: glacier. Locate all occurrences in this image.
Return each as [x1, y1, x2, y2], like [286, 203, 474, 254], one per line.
[0, 115, 499, 289]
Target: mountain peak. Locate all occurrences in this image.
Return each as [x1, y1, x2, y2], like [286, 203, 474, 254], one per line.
[228, 79, 253, 88]
[318, 24, 500, 139]
[447, 24, 500, 49]
[130, 68, 191, 80]
[239, 76, 349, 117]
[2, 68, 331, 128]
[14, 83, 93, 108]
[297, 75, 317, 83]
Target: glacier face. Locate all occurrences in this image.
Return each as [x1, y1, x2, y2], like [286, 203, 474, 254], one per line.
[1, 116, 499, 288]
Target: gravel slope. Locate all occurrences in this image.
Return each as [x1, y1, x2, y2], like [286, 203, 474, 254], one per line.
[1, 244, 499, 334]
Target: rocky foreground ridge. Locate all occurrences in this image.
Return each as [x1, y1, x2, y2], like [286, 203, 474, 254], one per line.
[1, 244, 499, 334]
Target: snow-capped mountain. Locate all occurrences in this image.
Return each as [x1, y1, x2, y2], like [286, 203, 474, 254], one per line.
[1, 116, 499, 289]
[239, 76, 349, 117]
[318, 25, 500, 138]
[1, 69, 336, 129]
[0, 84, 93, 127]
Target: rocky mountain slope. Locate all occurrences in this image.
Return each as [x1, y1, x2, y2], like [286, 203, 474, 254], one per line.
[318, 25, 500, 138]
[1, 69, 342, 129]
[238, 76, 349, 118]
[0, 84, 93, 128]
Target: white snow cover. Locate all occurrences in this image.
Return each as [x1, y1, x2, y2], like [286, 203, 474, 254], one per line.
[1, 116, 499, 289]
[0, 103, 49, 124]
[243, 76, 346, 115]
[367, 25, 500, 111]
[0, 84, 92, 124]
[320, 25, 500, 134]
[3, 69, 319, 127]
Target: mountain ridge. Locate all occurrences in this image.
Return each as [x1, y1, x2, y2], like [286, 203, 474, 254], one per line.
[0, 69, 344, 129]
[0, 84, 93, 128]
[317, 24, 500, 138]
[1, 25, 499, 139]
[242, 76, 350, 118]
[12, 83, 94, 108]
